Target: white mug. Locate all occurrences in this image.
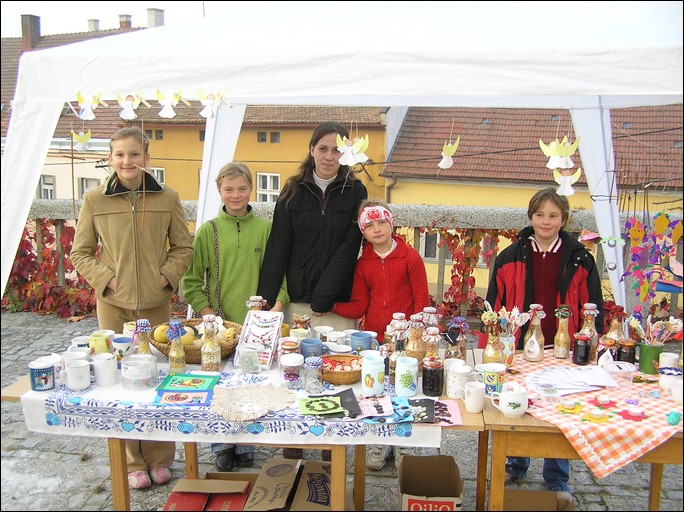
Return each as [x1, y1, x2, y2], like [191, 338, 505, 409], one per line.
[669, 379, 683, 405]
[62, 349, 90, 367]
[66, 345, 91, 359]
[71, 336, 91, 349]
[92, 353, 119, 387]
[33, 353, 64, 385]
[326, 330, 347, 346]
[458, 381, 486, 413]
[490, 383, 529, 419]
[62, 359, 92, 391]
[659, 352, 679, 369]
[446, 364, 474, 398]
[313, 325, 334, 342]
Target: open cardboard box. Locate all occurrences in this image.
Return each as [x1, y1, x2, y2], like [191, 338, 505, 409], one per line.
[399, 455, 463, 511]
[502, 489, 575, 511]
[164, 471, 258, 511]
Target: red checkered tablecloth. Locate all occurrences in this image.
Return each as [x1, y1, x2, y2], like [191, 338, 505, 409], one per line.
[508, 350, 683, 478]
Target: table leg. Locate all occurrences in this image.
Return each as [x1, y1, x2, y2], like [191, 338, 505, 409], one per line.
[476, 431, 488, 511]
[184, 442, 199, 479]
[354, 445, 367, 511]
[648, 463, 664, 511]
[108, 438, 130, 511]
[329, 445, 346, 511]
[489, 432, 507, 511]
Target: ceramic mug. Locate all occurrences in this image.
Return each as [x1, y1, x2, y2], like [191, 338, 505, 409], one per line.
[29, 358, 56, 392]
[327, 343, 357, 355]
[350, 332, 379, 352]
[61, 359, 92, 391]
[70, 335, 91, 349]
[669, 379, 683, 405]
[122, 321, 137, 338]
[474, 362, 506, 396]
[33, 353, 64, 386]
[89, 331, 112, 355]
[326, 330, 347, 346]
[92, 353, 119, 387]
[456, 381, 486, 413]
[361, 354, 385, 395]
[111, 336, 134, 367]
[313, 325, 334, 343]
[490, 383, 528, 418]
[300, 338, 329, 359]
[659, 352, 679, 370]
[445, 364, 474, 398]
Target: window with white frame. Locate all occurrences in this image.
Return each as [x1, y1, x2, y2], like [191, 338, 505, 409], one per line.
[147, 167, 165, 184]
[256, 172, 280, 202]
[37, 175, 55, 199]
[79, 177, 100, 198]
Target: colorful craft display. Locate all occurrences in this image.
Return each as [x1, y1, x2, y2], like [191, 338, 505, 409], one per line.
[234, 310, 283, 370]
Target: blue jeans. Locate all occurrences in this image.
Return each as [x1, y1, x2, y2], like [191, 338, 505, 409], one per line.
[506, 457, 571, 492]
[211, 443, 254, 455]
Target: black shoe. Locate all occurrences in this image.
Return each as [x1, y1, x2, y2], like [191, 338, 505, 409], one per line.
[283, 448, 303, 459]
[215, 448, 235, 471]
[235, 452, 255, 468]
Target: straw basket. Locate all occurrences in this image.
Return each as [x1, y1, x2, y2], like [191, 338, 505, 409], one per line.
[322, 354, 362, 385]
[150, 319, 241, 364]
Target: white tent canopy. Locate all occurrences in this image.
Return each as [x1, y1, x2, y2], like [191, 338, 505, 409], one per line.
[2, 1, 682, 301]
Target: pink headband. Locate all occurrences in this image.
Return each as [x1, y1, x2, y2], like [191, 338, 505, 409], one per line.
[358, 206, 394, 233]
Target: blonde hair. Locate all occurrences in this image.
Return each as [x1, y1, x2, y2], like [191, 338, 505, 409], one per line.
[215, 161, 253, 189]
[109, 127, 149, 155]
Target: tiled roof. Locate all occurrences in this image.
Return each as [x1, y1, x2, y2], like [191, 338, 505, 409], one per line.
[382, 106, 682, 192]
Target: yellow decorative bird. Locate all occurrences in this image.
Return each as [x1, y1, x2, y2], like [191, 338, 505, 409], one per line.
[71, 129, 91, 151]
[539, 136, 580, 169]
[438, 136, 460, 170]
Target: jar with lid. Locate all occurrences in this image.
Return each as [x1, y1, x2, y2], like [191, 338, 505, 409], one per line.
[553, 305, 571, 359]
[482, 323, 504, 364]
[523, 304, 545, 362]
[423, 326, 441, 359]
[444, 316, 468, 361]
[201, 314, 221, 372]
[422, 307, 439, 329]
[278, 338, 301, 367]
[167, 319, 186, 375]
[578, 303, 600, 363]
[291, 314, 312, 338]
[134, 318, 153, 355]
[405, 313, 426, 364]
[246, 295, 266, 311]
[616, 338, 637, 365]
[280, 353, 304, 389]
[422, 357, 444, 397]
[303, 356, 324, 394]
[572, 333, 591, 365]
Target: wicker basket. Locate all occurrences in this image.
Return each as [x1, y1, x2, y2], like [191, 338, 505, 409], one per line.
[322, 354, 362, 385]
[150, 319, 241, 364]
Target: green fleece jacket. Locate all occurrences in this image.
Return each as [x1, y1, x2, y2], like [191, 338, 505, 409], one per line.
[181, 205, 289, 324]
[71, 172, 193, 310]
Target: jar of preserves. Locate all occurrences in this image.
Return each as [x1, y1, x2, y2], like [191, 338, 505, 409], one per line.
[422, 357, 444, 397]
[616, 338, 637, 365]
[572, 333, 591, 365]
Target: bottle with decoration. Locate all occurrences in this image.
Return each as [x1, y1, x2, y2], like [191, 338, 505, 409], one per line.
[553, 305, 571, 359]
[444, 316, 469, 361]
[134, 318, 153, 355]
[421, 306, 440, 330]
[523, 304, 545, 362]
[597, 305, 624, 366]
[482, 322, 504, 364]
[167, 319, 186, 375]
[423, 326, 442, 359]
[578, 303, 599, 363]
[246, 295, 266, 311]
[405, 313, 426, 364]
[201, 314, 221, 372]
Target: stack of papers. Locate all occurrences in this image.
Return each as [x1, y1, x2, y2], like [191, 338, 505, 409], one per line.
[524, 366, 618, 397]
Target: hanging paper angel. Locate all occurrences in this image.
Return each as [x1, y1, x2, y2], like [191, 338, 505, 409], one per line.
[116, 94, 146, 120]
[553, 167, 582, 196]
[198, 90, 226, 119]
[156, 89, 183, 119]
[437, 136, 460, 170]
[336, 133, 369, 166]
[71, 129, 91, 151]
[76, 91, 107, 121]
[539, 135, 580, 169]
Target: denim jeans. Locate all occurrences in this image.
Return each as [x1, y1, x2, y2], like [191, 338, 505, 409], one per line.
[506, 457, 571, 492]
[211, 443, 255, 455]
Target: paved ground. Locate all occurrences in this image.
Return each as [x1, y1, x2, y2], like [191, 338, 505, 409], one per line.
[1, 310, 682, 511]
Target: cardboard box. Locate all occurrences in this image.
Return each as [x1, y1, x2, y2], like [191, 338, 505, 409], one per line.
[164, 471, 257, 511]
[399, 455, 463, 511]
[291, 460, 332, 511]
[503, 489, 575, 511]
[243, 458, 302, 511]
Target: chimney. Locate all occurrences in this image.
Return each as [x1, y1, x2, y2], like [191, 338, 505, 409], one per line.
[147, 8, 164, 28]
[87, 19, 100, 32]
[119, 15, 132, 31]
[20, 14, 41, 51]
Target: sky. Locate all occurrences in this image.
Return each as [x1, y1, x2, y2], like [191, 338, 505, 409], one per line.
[0, 1, 273, 37]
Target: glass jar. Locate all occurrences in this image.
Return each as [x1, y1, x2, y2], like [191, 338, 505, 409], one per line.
[444, 316, 468, 361]
[246, 295, 266, 310]
[616, 338, 637, 365]
[405, 314, 426, 364]
[303, 356, 324, 394]
[572, 333, 591, 365]
[482, 324, 504, 364]
[523, 304, 545, 362]
[423, 326, 441, 359]
[579, 303, 599, 364]
[134, 318, 153, 355]
[422, 357, 444, 397]
[121, 354, 157, 390]
[553, 305, 571, 359]
[280, 353, 304, 389]
[388, 334, 407, 386]
[167, 319, 186, 375]
[201, 314, 221, 372]
[278, 338, 301, 367]
[422, 307, 439, 329]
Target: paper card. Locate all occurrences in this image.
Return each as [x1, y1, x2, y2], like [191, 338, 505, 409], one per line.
[409, 398, 436, 423]
[157, 373, 219, 391]
[299, 396, 343, 415]
[364, 396, 414, 424]
[434, 399, 464, 426]
[355, 393, 394, 419]
[308, 387, 362, 419]
[152, 390, 213, 406]
[234, 310, 283, 370]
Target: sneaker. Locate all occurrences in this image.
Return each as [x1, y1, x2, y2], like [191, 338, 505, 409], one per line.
[128, 470, 151, 489]
[150, 467, 172, 485]
[394, 446, 440, 470]
[366, 445, 392, 471]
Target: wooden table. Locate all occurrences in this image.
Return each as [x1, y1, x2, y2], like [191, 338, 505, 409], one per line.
[4, 375, 486, 511]
[484, 399, 683, 511]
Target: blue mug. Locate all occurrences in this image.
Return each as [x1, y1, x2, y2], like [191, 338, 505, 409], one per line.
[300, 338, 330, 359]
[350, 332, 379, 353]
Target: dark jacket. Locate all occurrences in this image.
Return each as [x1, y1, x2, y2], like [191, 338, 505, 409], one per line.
[486, 226, 604, 347]
[258, 169, 367, 312]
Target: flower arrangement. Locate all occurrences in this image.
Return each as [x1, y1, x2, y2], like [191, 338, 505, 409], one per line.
[481, 301, 531, 338]
[627, 314, 682, 346]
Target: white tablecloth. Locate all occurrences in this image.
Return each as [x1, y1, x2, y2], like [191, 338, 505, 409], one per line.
[20, 357, 441, 448]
